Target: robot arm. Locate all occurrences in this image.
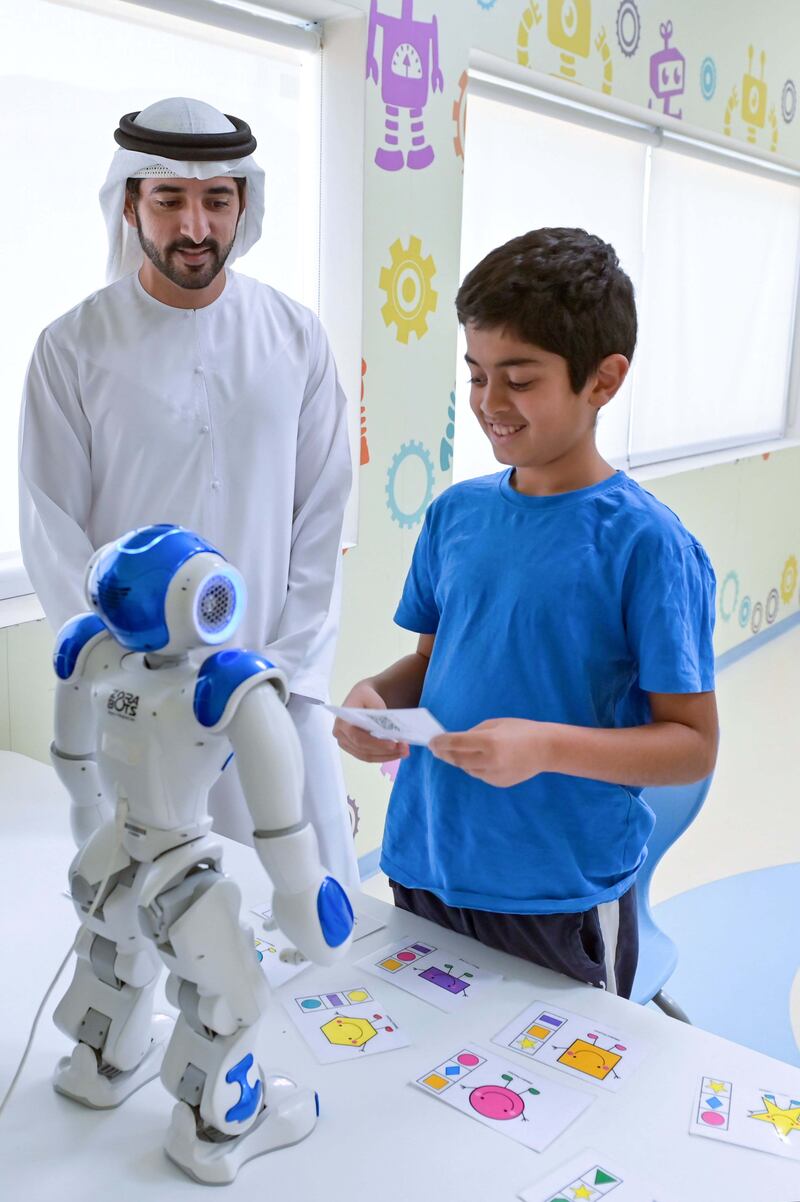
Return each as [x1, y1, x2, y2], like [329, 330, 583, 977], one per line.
[226, 681, 354, 966]
[366, 0, 380, 83]
[51, 613, 114, 847]
[430, 15, 444, 92]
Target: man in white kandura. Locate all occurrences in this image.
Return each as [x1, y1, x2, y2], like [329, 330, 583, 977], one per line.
[19, 97, 357, 884]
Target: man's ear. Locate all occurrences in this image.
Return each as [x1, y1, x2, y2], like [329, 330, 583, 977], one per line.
[122, 191, 137, 229]
[588, 353, 630, 413]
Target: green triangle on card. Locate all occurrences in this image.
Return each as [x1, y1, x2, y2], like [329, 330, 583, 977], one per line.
[550, 1197, 571, 1201]
[594, 1169, 618, 1185]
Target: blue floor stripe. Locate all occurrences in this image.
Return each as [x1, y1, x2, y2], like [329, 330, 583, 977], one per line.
[652, 863, 800, 1065]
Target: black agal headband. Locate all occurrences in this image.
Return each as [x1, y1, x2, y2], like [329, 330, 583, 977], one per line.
[114, 112, 257, 162]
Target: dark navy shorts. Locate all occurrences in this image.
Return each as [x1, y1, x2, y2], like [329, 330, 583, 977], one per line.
[389, 881, 639, 999]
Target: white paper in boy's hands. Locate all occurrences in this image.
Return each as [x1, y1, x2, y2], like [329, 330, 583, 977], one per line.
[326, 705, 446, 746]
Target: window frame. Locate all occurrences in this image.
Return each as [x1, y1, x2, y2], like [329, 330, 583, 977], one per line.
[460, 52, 800, 484]
[1, 0, 365, 605]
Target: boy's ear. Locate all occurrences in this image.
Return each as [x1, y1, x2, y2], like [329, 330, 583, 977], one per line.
[588, 354, 630, 411]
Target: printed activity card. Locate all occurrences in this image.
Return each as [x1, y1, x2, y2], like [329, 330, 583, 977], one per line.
[519, 1149, 657, 1201]
[493, 1001, 649, 1092]
[284, 985, 409, 1063]
[356, 933, 502, 1013]
[251, 906, 386, 989]
[689, 1073, 800, 1161]
[413, 1045, 592, 1153]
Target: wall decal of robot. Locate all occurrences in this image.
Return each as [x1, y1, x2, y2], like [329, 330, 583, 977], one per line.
[724, 45, 779, 151]
[366, 0, 444, 172]
[648, 20, 685, 118]
[516, 1, 613, 96]
[46, 525, 354, 1185]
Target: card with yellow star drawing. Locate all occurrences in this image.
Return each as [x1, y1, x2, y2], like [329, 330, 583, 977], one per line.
[518, 1148, 656, 1201]
[689, 1073, 800, 1160]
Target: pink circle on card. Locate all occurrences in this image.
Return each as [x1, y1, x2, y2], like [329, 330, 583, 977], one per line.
[457, 1053, 481, 1067]
[469, 1085, 524, 1121]
[397, 951, 416, 962]
[700, 1111, 726, 1126]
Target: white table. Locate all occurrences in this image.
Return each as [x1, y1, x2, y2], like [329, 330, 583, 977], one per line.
[0, 750, 795, 1200]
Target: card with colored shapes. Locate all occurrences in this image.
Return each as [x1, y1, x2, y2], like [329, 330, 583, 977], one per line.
[492, 1002, 648, 1092]
[519, 1149, 657, 1201]
[356, 934, 502, 1012]
[250, 906, 386, 989]
[413, 1045, 592, 1152]
[689, 1073, 800, 1160]
[284, 986, 410, 1064]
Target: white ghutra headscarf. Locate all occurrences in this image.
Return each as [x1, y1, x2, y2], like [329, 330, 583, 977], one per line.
[99, 97, 266, 284]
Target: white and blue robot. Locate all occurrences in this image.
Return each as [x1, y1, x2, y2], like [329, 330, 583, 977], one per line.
[50, 524, 354, 1184]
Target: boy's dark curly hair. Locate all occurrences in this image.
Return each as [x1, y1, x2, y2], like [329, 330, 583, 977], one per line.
[455, 228, 637, 392]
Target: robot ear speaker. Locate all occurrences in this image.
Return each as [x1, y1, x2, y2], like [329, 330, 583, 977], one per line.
[196, 572, 240, 636]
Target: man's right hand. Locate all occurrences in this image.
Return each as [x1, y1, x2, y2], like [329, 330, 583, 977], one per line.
[332, 680, 410, 763]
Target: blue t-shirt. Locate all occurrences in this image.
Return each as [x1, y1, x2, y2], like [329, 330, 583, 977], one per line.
[381, 469, 716, 914]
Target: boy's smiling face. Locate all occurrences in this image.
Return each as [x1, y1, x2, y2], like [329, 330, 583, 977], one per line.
[464, 322, 628, 491]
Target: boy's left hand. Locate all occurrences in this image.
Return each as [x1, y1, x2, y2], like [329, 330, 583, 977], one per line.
[429, 719, 552, 787]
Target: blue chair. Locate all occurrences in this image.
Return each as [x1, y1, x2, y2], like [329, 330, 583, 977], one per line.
[630, 775, 713, 1021]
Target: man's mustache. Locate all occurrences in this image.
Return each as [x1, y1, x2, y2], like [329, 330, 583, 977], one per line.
[168, 240, 219, 253]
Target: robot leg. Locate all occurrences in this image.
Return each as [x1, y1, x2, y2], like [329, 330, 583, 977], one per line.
[53, 826, 170, 1108]
[143, 866, 317, 1185]
[375, 103, 404, 170]
[406, 106, 434, 170]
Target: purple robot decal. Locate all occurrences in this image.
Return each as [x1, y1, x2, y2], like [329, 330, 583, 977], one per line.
[648, 20, 685, 118]
[366, 0, 444, 171]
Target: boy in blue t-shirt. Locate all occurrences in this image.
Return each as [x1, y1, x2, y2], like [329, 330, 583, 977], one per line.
[334, 227, 718, 998]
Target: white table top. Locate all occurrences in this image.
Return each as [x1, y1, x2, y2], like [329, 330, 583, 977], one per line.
[0, 749, 795, 1200]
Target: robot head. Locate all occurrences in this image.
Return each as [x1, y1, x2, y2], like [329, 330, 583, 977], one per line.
[548, 0, 591, 61]
[742, 45, 767, 128]
[85, 525, 246, 655]
[649, 22, 685, 100]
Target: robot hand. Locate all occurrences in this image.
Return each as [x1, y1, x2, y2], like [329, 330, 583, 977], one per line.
[254, 824, 353, 968]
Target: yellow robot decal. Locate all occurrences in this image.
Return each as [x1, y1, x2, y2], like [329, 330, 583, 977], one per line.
[517, 0, 612, 95]
[725, 46, 778, 151]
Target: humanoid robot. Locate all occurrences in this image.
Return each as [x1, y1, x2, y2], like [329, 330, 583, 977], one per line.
[50, 524, 354, 1185]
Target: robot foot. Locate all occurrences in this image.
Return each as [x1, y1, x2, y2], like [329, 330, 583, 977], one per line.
[164, 1074, 318, 1185]
[375, 147, 404, 171]
[407, 145, 434, 170]
[53, 1013, 173, 1109]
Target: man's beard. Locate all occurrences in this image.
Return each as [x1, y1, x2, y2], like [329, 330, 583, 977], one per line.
[134, 210, 236, 290]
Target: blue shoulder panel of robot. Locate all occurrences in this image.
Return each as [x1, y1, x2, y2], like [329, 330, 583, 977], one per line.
[90, 525, 221, 653]
[53, 613, 108, 681]
[194, 649, 277, 728]
[317, 877, 354, 947]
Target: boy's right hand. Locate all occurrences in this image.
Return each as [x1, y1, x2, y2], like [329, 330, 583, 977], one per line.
[332, 681, 410, 763]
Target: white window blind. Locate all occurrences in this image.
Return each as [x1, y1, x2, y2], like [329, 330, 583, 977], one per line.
[454, 75, 800, 485]
[631, 143, 799, 464]
[0, 0, 320, 572]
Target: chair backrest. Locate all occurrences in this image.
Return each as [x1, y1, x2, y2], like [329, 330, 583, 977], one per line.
[638, 774, 714, 897]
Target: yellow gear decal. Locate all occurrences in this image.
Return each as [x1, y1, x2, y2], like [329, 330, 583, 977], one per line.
[781, 554, 798, 603]
[380, 235, 438, 344]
